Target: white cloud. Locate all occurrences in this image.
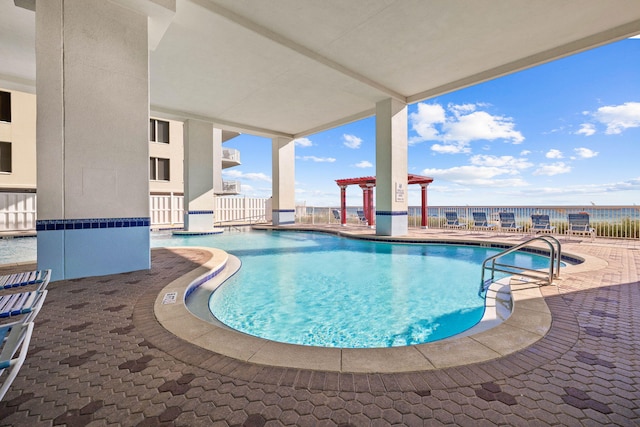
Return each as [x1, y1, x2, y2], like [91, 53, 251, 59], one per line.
[593, 102, 640, 134]
[545, 149, 563, 159]
[354, 160, 373, 168]
[294, 137, 313, 147]
[409, 102, 524, 152]
[532, 162, 571, 176]
[576, 123, 596, 136]
[420, 165, 528, 187]
[222, 169, 272, 182]
[343, 134, 362, 149]
[470, 154, 533, 170]
[520, 150, 531, 156]
[430, 142, 471, 154]
[298, 156, 336, 163]
[409, 103, 446, 144]
[574, 147, 599, 159]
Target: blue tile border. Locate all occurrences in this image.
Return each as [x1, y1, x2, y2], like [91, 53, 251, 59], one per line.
[273, 209, 295, 213]
[186, 210, 214, 215]
[184, 260, 230, 299]
[36, 217, 150, 231]
[375, 211, 408, 216]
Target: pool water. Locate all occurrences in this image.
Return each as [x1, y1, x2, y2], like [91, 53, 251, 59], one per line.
[155, 230, 551, 348]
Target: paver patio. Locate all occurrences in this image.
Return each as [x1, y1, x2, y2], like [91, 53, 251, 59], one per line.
[0, 227, 638, 426]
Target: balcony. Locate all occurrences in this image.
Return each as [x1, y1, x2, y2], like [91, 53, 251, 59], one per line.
[222, 148, 241, 168]
[221, 180, 241, 195]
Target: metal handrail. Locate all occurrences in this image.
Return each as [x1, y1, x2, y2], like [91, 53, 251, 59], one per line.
[479, 235, 561, 296]
[214, 214, 266, 227]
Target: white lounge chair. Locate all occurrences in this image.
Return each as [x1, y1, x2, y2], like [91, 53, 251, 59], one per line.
[444, 212, 466, 229]
[0, 290, 48, 320]
[567, 213, 595, 240]
[0, 270, 51, 292]
[498, 212, 522, 232]
[472, 212, 497, 231]
[0, 321, 34, 400]
[356, 210, 368, 224]
[531, 214, 555, 233]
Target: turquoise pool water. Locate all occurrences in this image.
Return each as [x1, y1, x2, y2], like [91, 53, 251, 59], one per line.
[153, 230, 551, 348]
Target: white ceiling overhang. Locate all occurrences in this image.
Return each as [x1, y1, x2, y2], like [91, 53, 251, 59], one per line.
[2, 0, 640, 138]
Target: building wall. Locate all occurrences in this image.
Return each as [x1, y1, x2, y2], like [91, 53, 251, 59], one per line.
[0, 88, 37, 191]
[149, 117, 184, 195]
[0, 89, 238, 198]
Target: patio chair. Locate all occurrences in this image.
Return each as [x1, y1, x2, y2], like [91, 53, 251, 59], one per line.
[332, 209, 341, 221]
[498, 212, 522, 232]
[0, 269, 51, 292]
[471, 212, 496, 231]
[0, 290, 48, 320]
[567, 213, 596, 240]
[356, 210, 368, 224]
[531, 214, 555, 233]
[444, 212, 466, 229]
[0, 321, 34, 401]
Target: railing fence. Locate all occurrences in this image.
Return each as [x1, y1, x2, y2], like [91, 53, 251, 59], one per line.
[0, 193, 36, 230]
[295, 205, 640, 239]
[1, 193, 638, 239]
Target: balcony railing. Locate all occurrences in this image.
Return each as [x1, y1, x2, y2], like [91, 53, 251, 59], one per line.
[222, 148, 241, 166]
[222, 180, 241, 195]
[294, 205, 640, 239]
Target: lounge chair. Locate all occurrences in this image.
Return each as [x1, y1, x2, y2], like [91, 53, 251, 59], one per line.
[332, 209, 341, 221]
[356, 210, 368, 224]
[498, 212, 522, 232]
[0, 289, 48, 320]
[472, 212, 497, 231]
[567, 213, 595, 240]
[0, 321, 34, 400]
[444, 212, 466, 229]
[531, 214, 555, 233]
[0, 270, 50, 292]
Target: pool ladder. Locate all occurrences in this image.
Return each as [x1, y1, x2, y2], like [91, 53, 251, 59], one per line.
[479, 235, 561, 296]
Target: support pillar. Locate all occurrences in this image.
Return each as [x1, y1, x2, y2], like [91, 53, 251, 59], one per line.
[177, 120, 221, 235]
[340, 185, 347, 226]
[375, 98, 408, 236]
[35, 0, 154, 281]
[367, 184, 376, 228]
[421, 183, 429, 229]
[272, 137, 295, 225]
[360, 185, 370, 225]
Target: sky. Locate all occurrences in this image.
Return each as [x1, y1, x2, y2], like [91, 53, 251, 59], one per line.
[222, 37, 640, 208]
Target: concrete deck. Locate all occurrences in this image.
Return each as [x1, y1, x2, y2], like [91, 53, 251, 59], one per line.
[0, 226, 638, 425]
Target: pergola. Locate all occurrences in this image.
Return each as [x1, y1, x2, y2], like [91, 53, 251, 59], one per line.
[335, 174, 434, 228]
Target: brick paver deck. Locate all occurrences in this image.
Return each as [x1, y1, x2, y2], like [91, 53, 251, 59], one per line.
[0, 229, 638, 426]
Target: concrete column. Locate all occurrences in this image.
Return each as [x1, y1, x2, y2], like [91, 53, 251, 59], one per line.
[179, 120, 220, 234]
[375, 98, 408, 236]
[271, 136, 295, 225]
[35, 0, 151, 281]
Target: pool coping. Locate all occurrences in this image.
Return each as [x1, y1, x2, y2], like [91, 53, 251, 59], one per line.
[153, 233, 606, 373]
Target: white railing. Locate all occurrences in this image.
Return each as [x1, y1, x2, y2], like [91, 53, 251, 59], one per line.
[0, 193, 36, 230]
[222, 148, 241, 163]
[295, 205, 640, 239]
[215, 196, 267, 225]
[150, 193, 184, 226]
[2, 194, 637, 239]
[222, 180, 241, 194]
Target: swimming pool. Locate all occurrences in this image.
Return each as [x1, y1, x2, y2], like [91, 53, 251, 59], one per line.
[153, 229, 552, 348]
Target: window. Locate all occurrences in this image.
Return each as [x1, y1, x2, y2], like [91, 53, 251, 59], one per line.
[150, 119, 169, 143]
[0, 91, 10, 123]
[0, 142, 11, 173]
[150, 157, 169, 181]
